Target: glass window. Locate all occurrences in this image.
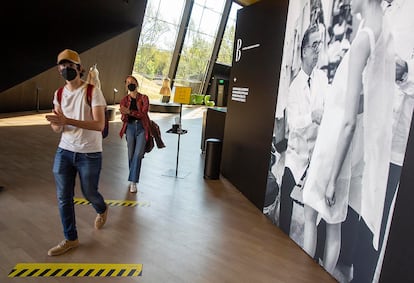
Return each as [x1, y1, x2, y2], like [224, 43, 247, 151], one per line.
[197, 0, 225, 13]
[189, 4, 203, 32]
[198, 8, 222, 36]
[217, 2, 242, 65]
[174, 0, 226, 94]
[133, 0, 185, 101]
[133, 0, 240, 101]
[157, 1, 183, 24]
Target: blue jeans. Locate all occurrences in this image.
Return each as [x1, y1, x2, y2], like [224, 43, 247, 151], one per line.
[126, 120, 146, 183]
[53, 147, 106, 241]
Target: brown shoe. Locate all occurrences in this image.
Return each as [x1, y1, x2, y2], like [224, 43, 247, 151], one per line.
[48, 239, 79, 256]
[95, 205, 108, 229]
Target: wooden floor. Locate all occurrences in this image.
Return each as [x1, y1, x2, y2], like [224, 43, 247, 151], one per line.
[0, 105, 336, 283]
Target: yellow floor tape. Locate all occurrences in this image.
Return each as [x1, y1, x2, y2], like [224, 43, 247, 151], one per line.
[74, 197, 150, 207]
[8, 263, 143, 277]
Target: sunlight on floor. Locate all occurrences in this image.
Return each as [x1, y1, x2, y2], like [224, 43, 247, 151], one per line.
[0, 111, 52, 127]
[0, 105, 208, 128]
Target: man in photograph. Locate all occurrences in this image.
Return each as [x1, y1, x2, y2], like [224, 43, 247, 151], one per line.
[279, 24, 329, 236]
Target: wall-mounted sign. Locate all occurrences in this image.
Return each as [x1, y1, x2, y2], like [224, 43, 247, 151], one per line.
[231, 87, 249, 103]
[235, 38, 261, 62]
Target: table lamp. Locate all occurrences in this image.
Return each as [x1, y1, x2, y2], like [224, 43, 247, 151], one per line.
[160, 77, 172, 103]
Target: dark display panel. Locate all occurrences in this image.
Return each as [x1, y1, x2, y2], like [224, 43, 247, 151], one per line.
[264, 0, 414, 282]
[221, 0, 288, 209]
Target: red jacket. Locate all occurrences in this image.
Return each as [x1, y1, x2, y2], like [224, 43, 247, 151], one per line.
[119, 93, 150, 141]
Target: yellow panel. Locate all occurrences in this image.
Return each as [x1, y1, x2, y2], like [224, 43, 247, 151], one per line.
[8, 263, 143, 277]
[73, 198, 150, 208]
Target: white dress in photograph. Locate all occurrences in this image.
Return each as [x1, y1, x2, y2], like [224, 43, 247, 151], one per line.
[303, 20, 394, 250]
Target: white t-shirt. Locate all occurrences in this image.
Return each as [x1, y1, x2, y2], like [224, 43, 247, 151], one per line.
[53, 83, 107, 153]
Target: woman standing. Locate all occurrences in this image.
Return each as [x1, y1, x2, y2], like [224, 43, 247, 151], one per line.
[119, 75, 151, 193]
[302, 0, 394, 274]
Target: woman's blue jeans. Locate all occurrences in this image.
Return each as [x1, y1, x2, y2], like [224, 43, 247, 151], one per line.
[53, 147, 106, 241]
[126, 120, 146, 183]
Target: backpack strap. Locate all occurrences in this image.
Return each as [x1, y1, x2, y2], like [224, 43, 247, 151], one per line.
[86, 83, 94, 106]
[56, 87, 64, 104]
[56, 84, 94, 105]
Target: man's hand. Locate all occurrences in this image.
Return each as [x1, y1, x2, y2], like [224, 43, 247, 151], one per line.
[45, 109, 67, 126]
[396, 56, 408, 82]
[311, 109, 323, 125]
[325, 180, 336, 207]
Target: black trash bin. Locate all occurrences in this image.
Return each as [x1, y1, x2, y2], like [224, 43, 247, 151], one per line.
[106, 106, 116, 121]
[204, 138, 222, 179]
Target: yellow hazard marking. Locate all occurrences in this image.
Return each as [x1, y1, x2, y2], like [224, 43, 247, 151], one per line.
[73, 197, 150, 207]
[8, 263, 143, 277]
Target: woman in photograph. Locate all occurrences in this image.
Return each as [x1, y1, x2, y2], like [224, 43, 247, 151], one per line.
[302, 0, 394, 275]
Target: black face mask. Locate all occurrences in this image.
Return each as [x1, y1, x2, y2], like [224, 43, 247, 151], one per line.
[127, 83, 137, 91]
[62, 67, 77, 81]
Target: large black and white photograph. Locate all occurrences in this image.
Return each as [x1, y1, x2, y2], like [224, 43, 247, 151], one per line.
[263, 0, 414, 282]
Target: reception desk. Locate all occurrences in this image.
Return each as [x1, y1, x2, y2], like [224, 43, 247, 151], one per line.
[149, 101, 181, 113]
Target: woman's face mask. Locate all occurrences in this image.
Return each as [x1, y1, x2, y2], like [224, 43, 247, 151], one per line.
[61, 67, 78, 81]
[127, 83, 137, 91]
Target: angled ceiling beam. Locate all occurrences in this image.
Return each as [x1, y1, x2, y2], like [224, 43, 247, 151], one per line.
[233, 0, 260, 7]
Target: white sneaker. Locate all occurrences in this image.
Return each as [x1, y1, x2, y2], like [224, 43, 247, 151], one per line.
[129, 183, 137, 193]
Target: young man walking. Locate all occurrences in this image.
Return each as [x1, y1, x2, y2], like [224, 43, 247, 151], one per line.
[46, 49, 108, 256]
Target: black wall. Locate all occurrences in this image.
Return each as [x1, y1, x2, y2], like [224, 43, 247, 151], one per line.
[221, 0, 288, 209]
[1, 0, 147, 93]
[380, 113, 414, 282]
